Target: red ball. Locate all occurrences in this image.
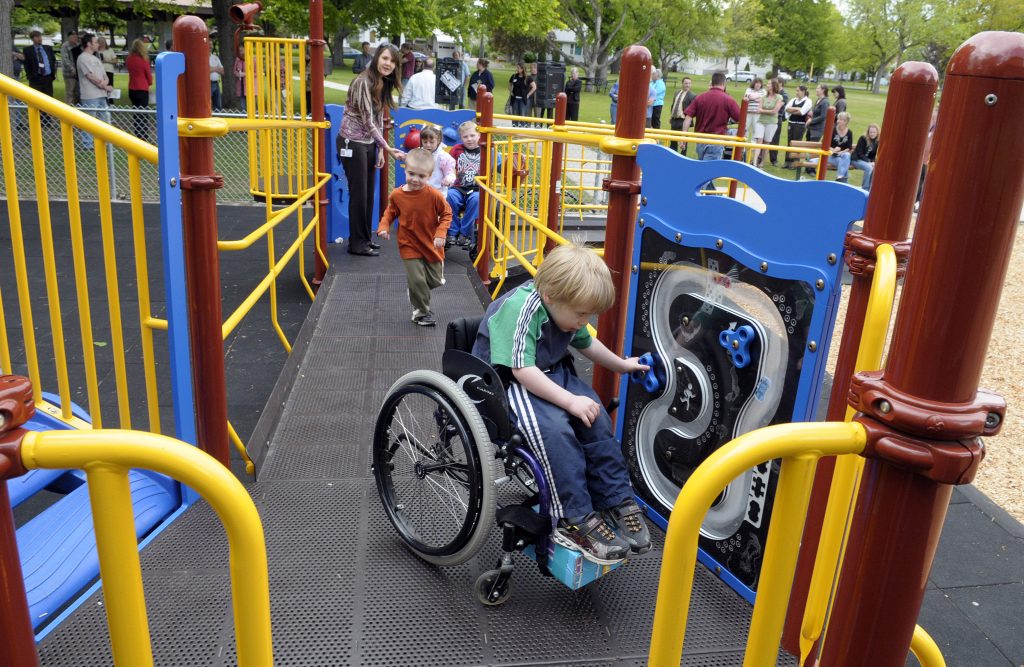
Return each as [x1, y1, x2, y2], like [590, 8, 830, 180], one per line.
[403, 127, 421, 150]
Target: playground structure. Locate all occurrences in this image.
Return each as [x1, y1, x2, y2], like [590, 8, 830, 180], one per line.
[0, 6, 1020, 664]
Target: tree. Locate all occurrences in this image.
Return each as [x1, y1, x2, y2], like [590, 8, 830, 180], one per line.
[481, 0, 563, 61]
[757, 0, 837, 75]
[557, 0, 658, 83]
[720, 0, 773, 75]
[0, 0, 13, 78]
[841, 0, 930, 92]
[649, 0, 722, 73]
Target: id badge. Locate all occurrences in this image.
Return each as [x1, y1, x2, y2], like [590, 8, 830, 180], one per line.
[338, 139, 353, 159]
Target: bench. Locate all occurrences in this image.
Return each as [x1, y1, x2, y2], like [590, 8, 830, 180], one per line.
[787, 139, 834, 179]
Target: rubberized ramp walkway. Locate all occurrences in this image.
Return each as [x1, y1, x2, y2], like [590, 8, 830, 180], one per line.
[36, 246, 1022, 665]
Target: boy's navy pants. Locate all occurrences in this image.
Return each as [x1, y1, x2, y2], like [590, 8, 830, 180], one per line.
[507, 366, 633, 521]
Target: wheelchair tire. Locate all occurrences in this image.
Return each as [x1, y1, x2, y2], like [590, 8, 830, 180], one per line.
[373, 370, 499, 566]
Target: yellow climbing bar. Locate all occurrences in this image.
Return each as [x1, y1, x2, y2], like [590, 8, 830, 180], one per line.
[647, 421, 868, 667]
[20, 429, 272, 667]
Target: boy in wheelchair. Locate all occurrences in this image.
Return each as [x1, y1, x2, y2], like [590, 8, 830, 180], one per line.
[472, 244, 652, 564]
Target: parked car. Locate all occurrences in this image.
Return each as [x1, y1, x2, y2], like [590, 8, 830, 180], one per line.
[726, 71, 755, 83]
[776, 71, 792, 82]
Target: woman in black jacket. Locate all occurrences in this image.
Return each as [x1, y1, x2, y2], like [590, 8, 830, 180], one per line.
[851, 123, 879, 190]
[564, 67, 582, 121]
[468, 58, 495, 110]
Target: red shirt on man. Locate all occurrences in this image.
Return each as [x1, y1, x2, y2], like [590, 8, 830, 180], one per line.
[684, 87, 741, 136]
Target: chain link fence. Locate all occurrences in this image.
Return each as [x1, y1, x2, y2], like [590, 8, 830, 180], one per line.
[0, 102, 312, 206]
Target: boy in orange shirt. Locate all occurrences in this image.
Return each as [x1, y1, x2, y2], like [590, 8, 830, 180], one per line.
[376, 148, 453, 327]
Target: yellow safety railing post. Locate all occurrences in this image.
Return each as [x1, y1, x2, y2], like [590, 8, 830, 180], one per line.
[647, 422, 867, 667]
[21, 429, 273, 666]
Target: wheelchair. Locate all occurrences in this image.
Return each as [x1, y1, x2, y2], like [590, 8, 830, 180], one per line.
[371, 316, 615, 605]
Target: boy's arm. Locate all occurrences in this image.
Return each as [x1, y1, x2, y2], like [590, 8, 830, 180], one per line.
[577, 337, 649, 375]
[375, 192, 399, 239]
[435, 192, 452, 240]
[512, 366, 601, 427]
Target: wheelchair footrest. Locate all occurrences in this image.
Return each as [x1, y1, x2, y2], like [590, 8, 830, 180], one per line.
[496, 503, 549, 538]
[522, 539, 626, 590]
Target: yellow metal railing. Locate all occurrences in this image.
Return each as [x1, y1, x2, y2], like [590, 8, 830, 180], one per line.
[0, 74, 166, 433]
[20, 429, 272, 666]
[475, 113, 830, 292]
[179, 37, 331, 471]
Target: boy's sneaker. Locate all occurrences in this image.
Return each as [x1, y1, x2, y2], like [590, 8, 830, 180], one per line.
[456, 234, 471, 248]
[604, 499, 652, 554]
[415, 312, 437, 327]
[445, 236, 456, 248]
[553, 512, 629, 565]
[410, 308, 423, 322]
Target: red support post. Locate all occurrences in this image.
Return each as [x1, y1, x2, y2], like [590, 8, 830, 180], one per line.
[820, 32, 1024, 665]
[815, 107, 836, 180]
[309, 0, 328, 286]
[0, 375, 41, 667]
[781, 62, 938, 658]
[476, 86, 494, 286]
[592, 46, 650, 405]
[175, 17, 230, 467]
[544, 93, 568, 253]
[379, 116, 393, 223]
[729, 98, 749, 198]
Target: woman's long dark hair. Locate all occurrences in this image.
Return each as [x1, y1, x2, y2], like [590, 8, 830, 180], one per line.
[834, 84, 846, 100]
[362, 43, 401, 111]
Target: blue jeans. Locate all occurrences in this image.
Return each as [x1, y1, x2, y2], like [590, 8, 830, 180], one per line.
[696, 143, 725, 192]
[828, 153, 851, 179]
[446, 188, 479, 239]
[851, 159, 874, 190]
[211, 81, 222, 110]
[79, 97, 110, 150]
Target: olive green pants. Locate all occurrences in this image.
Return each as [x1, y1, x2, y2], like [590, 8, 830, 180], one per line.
[403, 258, 443, 314]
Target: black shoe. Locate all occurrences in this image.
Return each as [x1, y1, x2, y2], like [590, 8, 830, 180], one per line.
[445, 236, 456, 249]
[604, 500, 652, 554]
[348, 247, 379, 257]
[369, 241, 381, 250]
[415, 312, 437, 327]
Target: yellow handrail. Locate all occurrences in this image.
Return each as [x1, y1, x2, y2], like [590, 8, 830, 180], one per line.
[647, 421, 868, 667]
[799, 244, 899, 660]
[20, 429, 272, 667]
[910, 625, 947, 667]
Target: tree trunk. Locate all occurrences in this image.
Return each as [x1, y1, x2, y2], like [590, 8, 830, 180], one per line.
[125, 19, 144, 49]
[213, 0, 237, 109]
[871, 69, 884, 94]
[61, 16, 79, 42]
[332, 26, 350, 66]
[0, 0, 13, 78]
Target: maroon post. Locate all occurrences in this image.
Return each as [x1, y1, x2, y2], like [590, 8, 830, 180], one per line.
[309, 0, 328, 285]
[814, 107, 836, 180]
[820, 32, 1024, 664]
[175, 17, 230, 467]
[593, 46, 650, 404]
[544, 93, 568, 253]
[781, 62, 938, 658]
[728, 98, 749, 198]
[476, 86, 494, 285]
[378, 116, 393, 225]
[0, 375, 42, 667]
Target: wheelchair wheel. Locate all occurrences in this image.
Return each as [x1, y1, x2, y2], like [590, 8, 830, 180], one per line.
[373, 370, 499, 566]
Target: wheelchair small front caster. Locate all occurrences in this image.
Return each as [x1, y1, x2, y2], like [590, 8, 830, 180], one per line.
[475, 569, 512, 606]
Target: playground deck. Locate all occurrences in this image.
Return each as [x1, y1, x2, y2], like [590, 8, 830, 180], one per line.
[32, 242, 1024, 666]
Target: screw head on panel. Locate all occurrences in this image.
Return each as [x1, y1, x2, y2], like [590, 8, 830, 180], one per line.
[827, 253, 837, 265]
[808, 341, 817, 352]
[815, 279, 825, 290]
[716, 239, 723, 249]
[984, 93, 998, 106]
[674, 233, 682, 242]
[760, 262, 768, 272]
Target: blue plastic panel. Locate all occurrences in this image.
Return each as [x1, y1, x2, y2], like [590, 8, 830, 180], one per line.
[617, 145, 867, 601]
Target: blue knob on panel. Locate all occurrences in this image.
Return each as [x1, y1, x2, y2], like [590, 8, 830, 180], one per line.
[631, 351, 664, 393]
[719, 325, 756, 369]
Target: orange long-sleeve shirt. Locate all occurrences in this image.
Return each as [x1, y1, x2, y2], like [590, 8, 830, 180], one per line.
[376, 186, 452, 263]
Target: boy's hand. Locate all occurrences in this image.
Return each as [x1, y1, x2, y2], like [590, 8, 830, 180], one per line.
[566, 395, 601, 427]
[433, 237, 444, 249]
[377, 228, 390, 241]
[443, 174, 456, 187]
[619, 356, 650, 375]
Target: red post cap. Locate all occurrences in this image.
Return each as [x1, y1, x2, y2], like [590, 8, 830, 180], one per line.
[947, 31, 1024, 79]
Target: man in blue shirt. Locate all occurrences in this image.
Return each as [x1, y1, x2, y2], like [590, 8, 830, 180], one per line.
[23, 30, 57, 98]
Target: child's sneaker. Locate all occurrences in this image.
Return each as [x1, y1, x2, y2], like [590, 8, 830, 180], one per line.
[410, 308, 423, 322]
[553, 512, 629, 565]
[605, 499, 652, 554]
[445, 236, 456, 248]
[415, 312, 437, 327]
[457, 235, 472, 248]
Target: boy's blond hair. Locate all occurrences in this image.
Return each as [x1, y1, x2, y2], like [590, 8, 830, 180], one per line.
[458, 120, 478, 136]
[405, 147, 435, 172]
[534, 245, 615, 313]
